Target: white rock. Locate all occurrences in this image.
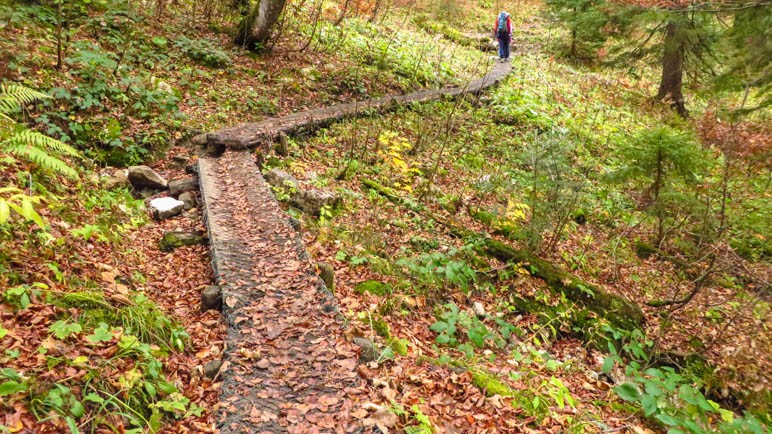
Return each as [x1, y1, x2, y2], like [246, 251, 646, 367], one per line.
[149, 197, 185, 220]
[473, 301, 486, 318]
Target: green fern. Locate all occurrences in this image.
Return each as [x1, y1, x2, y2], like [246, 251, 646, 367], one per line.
[3, 130, 79, 178]
[0, 83, 80, 179]
[0, 84, 48, 122]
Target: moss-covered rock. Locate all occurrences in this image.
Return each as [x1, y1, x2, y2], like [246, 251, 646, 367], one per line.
[471, 369, 516, 397]
[159, 231, 207, 252]
[386, 337, 409, 356]
[635, 241, 657, 259]
[372, 316, 391, 339]
[317, 262, 334, 292]
[354, 280, 391, 296]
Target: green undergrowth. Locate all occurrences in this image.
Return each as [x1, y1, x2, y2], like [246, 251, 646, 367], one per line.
[0, 0, 489, 169]
[0, 151, 197, 431]
[282, 5, 769, 430]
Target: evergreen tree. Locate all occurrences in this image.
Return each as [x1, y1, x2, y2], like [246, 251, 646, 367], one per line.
[547, 0, 611, 58]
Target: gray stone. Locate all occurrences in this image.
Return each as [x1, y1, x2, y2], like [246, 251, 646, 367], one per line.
[179, 192, 196, 210]
[169, 177, 199, 196]
[191, 133, 209, 146]
[201, 285, 222, 311]
[318, 262, 334, 292]
[149, 197, 185, 220]
[353, 337, 379, 363]
[171, 155, 189, 168]
[264, 168, 298, 190]
[159, 230, 207, 252]
[104, 169, 129, 190]
[204, 359, 223, 379]
[292, 189, 341, 215]
[128, 165, 168, 190]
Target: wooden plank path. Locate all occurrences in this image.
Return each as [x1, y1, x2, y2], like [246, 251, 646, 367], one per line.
[204, 61, 512, 150]
[198, 60, 512, 433]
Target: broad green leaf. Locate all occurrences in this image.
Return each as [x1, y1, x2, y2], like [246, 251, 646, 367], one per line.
[655, 413, 681, 426]
[430, 321, 448, 333]
[145, 382, 157, 397]
[0, 380, 27, 396]
[717, 407, 734, 424]
[70, 400, 85, 418]
[0, 200, 9, 223]
[641, 394, 658, 416]
[613, 383, 641, 402]
[86, 325, 113, 343]
[601, 356, 614, 374]
[65, 416, 79, 434]
[644, 380, 664, 397]
[0, 325, 7, 339]
[435, 334, 450, 344]
[49, 321, 82, 340]
[83, 393, 105, 404]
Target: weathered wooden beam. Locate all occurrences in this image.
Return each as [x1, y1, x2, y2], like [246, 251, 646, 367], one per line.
[205, 62, 513, 150]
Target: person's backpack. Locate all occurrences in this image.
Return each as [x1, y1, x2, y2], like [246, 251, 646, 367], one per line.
[497, 12, 509, 34]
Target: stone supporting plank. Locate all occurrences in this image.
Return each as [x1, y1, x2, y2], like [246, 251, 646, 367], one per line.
[206, 61, 512, 150]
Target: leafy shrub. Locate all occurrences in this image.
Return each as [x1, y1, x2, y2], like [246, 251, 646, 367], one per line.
[397, 249, 477, 294]
[174, 36, 232, 69]
[613, 367, 766, 433]
[602, 329, 767, 433]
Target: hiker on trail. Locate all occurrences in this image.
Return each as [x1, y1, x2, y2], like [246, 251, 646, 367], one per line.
[494, 11, 512, 61]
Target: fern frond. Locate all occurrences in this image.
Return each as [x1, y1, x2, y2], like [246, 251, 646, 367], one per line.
[0, 97, 21, 117]
[4, 142, 79, 179]
[0, 84, 49, 107]
[5, 129, 81, 157]
[0, 83, 50, 121]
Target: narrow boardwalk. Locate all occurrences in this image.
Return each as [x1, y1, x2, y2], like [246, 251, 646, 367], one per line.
[198, 61, 512, 433]
[205, 62, 512, 150]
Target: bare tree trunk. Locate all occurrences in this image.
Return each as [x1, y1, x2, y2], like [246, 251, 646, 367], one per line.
[234, 0, 288, 50]
[334, 0, 351, 26]
[656, 20, 688, 118]
[56, 0, 62, 70]
[369, 0, 383, 23]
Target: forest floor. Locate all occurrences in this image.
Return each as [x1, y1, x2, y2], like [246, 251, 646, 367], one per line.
[0, 0, 769, 433]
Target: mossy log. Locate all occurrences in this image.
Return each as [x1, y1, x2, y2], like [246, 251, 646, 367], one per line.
[509, 294, 615, 350]
[469, 207, 523, 239]
[480, 238, 644, 330]
[362, 179, 644, 331]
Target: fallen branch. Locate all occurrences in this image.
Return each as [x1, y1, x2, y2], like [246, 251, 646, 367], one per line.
[362, 179, 644, 331]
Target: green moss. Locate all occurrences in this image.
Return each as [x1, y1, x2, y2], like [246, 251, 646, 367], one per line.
[373, 317, 391, 339]
[354, 280, 391, 296]
[635, 241, 657, 259]
[409, 236, 439, 251]
[470, 369, 516, 397]
[386, 337, 409, 356]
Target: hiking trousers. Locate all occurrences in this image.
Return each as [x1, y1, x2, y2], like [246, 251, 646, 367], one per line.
[497, 32, 511, 59]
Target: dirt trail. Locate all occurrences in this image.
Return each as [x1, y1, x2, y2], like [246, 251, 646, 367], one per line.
[198, 60, 512, 432]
